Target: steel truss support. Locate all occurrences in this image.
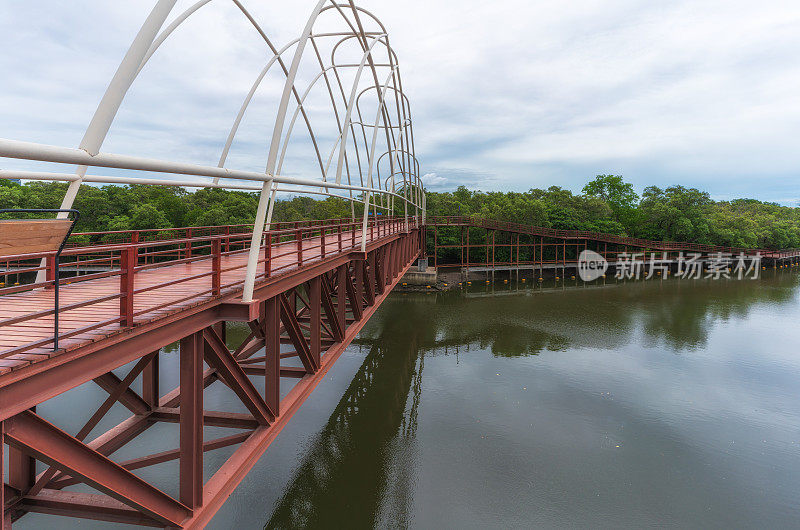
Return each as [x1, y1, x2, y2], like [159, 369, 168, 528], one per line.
[1, 229, 421, 528]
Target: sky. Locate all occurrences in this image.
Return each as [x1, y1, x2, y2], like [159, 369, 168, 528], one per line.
[1, 0, 799, 204]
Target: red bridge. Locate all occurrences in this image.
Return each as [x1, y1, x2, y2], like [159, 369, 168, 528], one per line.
[0, 217, 421, 528]
[2, 215, 799, 528]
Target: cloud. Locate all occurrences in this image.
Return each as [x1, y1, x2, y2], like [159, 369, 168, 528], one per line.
[422, 172, 447, 188]
[1, 1, 799, 204]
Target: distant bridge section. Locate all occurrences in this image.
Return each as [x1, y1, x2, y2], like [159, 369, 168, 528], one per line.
[424, 216, 800, 279]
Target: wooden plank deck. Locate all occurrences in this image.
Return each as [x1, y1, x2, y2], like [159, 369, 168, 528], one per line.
[0, 222, 403, 375]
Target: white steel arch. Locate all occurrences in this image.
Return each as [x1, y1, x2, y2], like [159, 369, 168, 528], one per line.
[0, 0, 423, 302]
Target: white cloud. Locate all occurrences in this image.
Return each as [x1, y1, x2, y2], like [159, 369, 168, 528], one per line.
[1, 0, 799, 203]
[422, 172, 447, 188]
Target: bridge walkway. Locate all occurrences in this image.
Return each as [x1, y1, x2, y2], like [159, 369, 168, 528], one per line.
[0, 219, 405, 374]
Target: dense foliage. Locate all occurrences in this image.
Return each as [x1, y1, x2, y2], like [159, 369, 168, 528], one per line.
[1, 175, 798, 249]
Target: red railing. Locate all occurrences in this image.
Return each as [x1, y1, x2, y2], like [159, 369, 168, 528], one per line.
[0, 216, 415, 357]
[427, 216, 800, 257]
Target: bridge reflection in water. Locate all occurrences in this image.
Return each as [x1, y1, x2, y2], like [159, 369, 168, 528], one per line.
[265, 297, 427, 529]
[262, 271, 800, 528]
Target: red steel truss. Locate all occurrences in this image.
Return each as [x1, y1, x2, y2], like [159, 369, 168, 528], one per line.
[0, 218, 421, 528]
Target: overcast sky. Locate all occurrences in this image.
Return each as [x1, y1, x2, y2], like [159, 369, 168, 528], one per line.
[1, 1, 799, 204]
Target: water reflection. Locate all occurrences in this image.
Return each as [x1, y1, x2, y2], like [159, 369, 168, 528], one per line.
[263, 271, 800, 528]
[265, 301, 425, 529]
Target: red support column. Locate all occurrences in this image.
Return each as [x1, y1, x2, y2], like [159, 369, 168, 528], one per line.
[1, 420, 5, 530]
[180, 332, 203, 510]
[264, 297, 280, 418]
[466, 227, 470, 267]
[354, 260, 364, 311]
[142, 351, 159, 410]
[9, 407, 36, 507]
[433, 225, 438, 268]
[337, 265, 347, 333]
[309, 277, 321, 369]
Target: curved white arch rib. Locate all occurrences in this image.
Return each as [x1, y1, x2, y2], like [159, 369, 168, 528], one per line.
[19, 0, 421, 300]
[331, 34, 388, 187]
[360, 68, 401, 249]
[242, 0, 331, 302]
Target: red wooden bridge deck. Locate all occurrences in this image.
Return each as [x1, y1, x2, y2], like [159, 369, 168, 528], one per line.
[0, 218, 404, 374]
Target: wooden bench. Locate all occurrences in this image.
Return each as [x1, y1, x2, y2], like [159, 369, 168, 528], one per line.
[0, 209, 80, 351]
[0, 218, 75, 258]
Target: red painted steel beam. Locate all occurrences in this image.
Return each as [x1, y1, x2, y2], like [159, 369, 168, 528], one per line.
[4, 410, 191, 527]
[179, 332, 204, 510]
[279, 294, 315, 373]
[29, 353, 156, 497]
[202, 327, 274, 424]
[179, 245, 418, 529]
[320, 273, 344, 342]
[309, 277, 321, 369]
[151, 408, 259, 430]
[141, 352, 159, 410]
[336, 265, 347, 335]
[1, 420, 4, 530]
[264, 297, 280, 418]
[19, 489, 162, 527]
[0, 236, 405, 421]
[50, 431, 255, 491]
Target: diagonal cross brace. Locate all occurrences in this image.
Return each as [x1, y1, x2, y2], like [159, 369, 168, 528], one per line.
[279, 293, 316, 373]
[202, 328, 274, 424]
[320, 274, 344, 342]
[4, 411, 191, 528]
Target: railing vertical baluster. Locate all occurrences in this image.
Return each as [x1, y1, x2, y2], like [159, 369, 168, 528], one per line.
[338, 223, 343, 252]
[211, 238, 221, 296]
[321, 226, 326, 258]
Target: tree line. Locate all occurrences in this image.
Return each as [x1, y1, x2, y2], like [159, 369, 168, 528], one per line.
[1, 175, 798, 249]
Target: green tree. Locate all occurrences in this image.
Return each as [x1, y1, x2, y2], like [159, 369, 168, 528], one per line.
[582, 174, 638, 231]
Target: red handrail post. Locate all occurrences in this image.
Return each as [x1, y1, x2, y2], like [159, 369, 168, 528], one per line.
[211, 238, 221, 296]
[120, 246, 137, 327]
[45, 254, 56, 290]
[185, 228, 193, 259]
[321, 228, 326, 258]
[338, 224, 343, 252]
[265, 232, 272, 278]
[131, 231, 140, 264]
[296, 229, 303, 265]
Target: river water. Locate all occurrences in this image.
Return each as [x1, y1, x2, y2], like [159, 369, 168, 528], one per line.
[21, 271, 800, 529]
